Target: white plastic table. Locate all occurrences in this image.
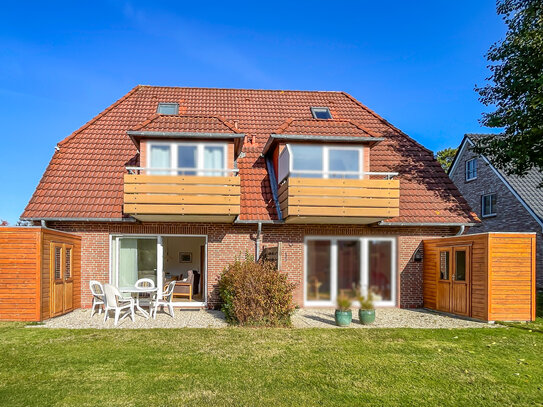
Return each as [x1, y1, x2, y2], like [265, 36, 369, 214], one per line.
[119, 286, 158, 318]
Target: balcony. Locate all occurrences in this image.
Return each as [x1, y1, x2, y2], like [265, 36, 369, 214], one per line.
[123, 167, 240, 222]
[278, 173, 400, 224]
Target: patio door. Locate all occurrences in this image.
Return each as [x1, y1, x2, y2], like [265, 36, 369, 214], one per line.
[305, 237, 396, 306]
[51, 243, 74, 317]
[113, 237, 159, 290]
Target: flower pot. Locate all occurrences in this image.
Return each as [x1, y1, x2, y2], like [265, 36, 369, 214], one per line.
[335, 310, 352, 327]
[359, 309, 375, 325]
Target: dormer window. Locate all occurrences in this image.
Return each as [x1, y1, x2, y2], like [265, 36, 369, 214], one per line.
[278, 144, 363, 182]
[311, 107, 332, 120]
[157, 103, 179, 115]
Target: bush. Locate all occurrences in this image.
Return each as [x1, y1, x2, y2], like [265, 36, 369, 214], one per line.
[218, 254, 296, 327]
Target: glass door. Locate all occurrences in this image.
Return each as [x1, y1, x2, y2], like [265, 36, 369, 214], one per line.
[305, 237, 396, 306]
[114, 237, 158, 289]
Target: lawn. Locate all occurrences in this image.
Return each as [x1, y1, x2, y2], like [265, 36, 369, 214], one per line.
[0, 322, 542, 406]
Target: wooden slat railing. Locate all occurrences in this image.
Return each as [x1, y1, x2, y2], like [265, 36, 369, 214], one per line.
[279, 177, 400, 219]
[123, 174, 240, 217]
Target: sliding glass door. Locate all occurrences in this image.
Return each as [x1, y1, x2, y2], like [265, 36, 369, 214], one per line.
[112, 237, 158, 289]
[305, 237, 396, 306]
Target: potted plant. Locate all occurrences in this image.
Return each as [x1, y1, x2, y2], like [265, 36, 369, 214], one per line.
[335, 294, 352, 327]
[357, 290, 375, 325]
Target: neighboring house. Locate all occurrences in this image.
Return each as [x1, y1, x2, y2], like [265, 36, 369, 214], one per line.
[21, 86, 478, 310]
[449, 134, 542, 287]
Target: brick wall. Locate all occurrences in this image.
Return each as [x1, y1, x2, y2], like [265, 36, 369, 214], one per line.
[449, 145, 543, 287]
[45, 221, 457, 309]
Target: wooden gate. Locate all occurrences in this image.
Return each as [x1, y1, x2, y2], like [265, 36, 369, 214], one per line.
[436, 246, 470, 316]
[51, 243, 74, 317]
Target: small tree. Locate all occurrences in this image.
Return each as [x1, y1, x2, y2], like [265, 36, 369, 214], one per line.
[436, 147, 458, 172]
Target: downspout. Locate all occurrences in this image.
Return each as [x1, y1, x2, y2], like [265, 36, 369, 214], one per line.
[455, 225, 465, 236]
[255, 222, 262, 260]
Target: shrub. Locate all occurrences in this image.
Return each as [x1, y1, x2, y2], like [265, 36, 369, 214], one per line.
[336, 294, 352, 312]
[218, 254, 296, 327]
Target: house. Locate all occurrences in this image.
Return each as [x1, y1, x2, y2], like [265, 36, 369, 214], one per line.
[449, 134, 542, 287]
[21, 86, 479, 310]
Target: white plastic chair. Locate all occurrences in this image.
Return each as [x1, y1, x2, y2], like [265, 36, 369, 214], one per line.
[135, 278, 156, 312]
[151, 281, 176, 319]
[103, 284, 135, 326]
[89, 280, 105, 317]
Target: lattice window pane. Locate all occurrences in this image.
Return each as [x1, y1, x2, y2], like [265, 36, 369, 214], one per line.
[54, 246, 62, 280]
[65, 248, 72, 279]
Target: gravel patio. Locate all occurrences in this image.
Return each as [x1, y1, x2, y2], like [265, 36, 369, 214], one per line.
[34, 307, 497, 329]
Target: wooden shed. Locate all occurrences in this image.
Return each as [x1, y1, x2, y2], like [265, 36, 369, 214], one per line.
[0, 227, 81, 321]
[423, 232, 536, 322]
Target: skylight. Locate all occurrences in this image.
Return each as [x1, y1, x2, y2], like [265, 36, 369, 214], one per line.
[311, 107, 332, 120]
[157, 103, 179, 115]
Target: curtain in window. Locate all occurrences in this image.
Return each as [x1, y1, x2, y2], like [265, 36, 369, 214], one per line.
[204, 146, 224, 176]
[118, 238, 138, 288]
[150, 145, 171, 175]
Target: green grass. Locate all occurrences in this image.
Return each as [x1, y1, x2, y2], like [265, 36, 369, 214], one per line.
[0, 323, 542, 406]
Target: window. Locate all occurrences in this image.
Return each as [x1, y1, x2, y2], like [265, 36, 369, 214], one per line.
[65, 247, 72, 279]
[311, 107, 332, 120]
[481, 193, 497, 217]
[157, 103, 179, 115]
[455, 250, 466, 281]
[465, 158, 477, 181]
[439, 251, 450, 280]
[305, 237, 396, 306]
[288, 145, 362, 179]
[148, 142, 227, 176]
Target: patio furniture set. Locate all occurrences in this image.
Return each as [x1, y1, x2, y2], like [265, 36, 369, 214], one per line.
[89, 278, 183, 326]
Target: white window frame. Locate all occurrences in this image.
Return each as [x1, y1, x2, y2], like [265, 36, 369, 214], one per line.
[286, 144, 364, 179]
[465, 158, 477, 181]
[303, 236, 396, 307]
[109, 233, 208, 307]
[481, 193, 497, 217]
[146, 141, 227, 176]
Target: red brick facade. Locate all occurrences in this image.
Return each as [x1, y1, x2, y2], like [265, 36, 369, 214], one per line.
[45, 221, 457, 309]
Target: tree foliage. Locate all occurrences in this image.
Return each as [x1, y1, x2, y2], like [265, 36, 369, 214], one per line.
[436, 147, 458, 172]
[474, 0, 543, 182]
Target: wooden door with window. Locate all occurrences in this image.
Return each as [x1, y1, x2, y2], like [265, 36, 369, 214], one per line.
[436, 246, 470, 316]
[51, 243, 74, 317]
[436, 249, 452, 312]
[451, 246, 470, 316]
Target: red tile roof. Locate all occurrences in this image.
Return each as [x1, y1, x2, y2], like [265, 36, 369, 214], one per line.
[130, 114, 240, 134]
[276, 118, 379, 138]
[22, 85, 478, 224]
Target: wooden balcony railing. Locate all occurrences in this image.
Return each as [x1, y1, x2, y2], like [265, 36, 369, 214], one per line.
[278, 176, 400, 223]
[123, 168, 240, 222]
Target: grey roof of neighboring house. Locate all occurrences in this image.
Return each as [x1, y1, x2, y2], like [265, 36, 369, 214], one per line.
[464, 133, 543, 222]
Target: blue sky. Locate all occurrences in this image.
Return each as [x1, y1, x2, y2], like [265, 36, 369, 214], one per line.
[0, 1, 505, 224]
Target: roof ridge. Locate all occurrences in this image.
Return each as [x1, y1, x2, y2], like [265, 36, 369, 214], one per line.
[138, 84, 345, 93]
[58, 85, 143, 147]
